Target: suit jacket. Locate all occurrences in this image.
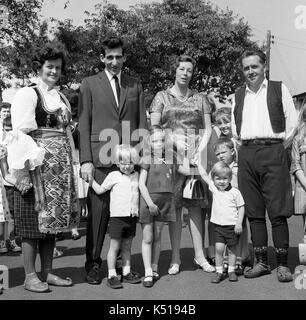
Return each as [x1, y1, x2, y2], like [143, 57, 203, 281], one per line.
[78, 70, 147, 167]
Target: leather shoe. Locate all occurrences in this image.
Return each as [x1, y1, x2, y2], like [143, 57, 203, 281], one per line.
[211, 272, 226, 284]
[142, 276, 153, 288]
[228, 272, 238, 282]
[46, 273, 73, 286]
[86, 266, 102, 285]
[122, 272, 141, 284]
[107, 276, 123, 289]
[276, 266, 293, 282]
[235, 264, 244, 276]
[24, 273, 49, 293]
[244, 262, 271, 278]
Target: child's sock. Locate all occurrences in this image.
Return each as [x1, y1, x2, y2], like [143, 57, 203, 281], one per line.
[151, 264, 158, 273]
[228, 266, 235, 273]
[215, 266, 223, 274]
[122, 266, 131, 276]
[108, 269, 117, 279]
[145, 268, 153, 277]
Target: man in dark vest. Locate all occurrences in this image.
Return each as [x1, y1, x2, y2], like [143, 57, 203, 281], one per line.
[231, 49, 297, 282]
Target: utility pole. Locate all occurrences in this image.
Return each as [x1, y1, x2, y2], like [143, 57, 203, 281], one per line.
[266, 30, 274, 80]
[266, 30, 271, 80]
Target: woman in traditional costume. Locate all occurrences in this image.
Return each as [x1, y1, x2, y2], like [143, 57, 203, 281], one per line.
[11, 42, 79, 293]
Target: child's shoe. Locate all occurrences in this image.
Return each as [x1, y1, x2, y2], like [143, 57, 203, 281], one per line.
[122, 272, 141, 284]
[228, 272, 238, 282]
[0, 240, 8, 253]
[211, 272, 226, 284]
[234, 263, 244, 276]
[7, 239, 22, 252]
[107, 276, 123, 289]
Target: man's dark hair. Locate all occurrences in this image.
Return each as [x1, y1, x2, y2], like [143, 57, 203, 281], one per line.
[240, 49, 266, 66]
[101, 36, 126, 56]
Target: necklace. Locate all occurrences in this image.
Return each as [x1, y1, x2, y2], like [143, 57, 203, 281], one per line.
[173, 87, 189, 102]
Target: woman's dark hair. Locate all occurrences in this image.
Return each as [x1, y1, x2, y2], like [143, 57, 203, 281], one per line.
[170, 55, 197, 78]
[32, 42, 67, 74]
[101, 36, 126, 56]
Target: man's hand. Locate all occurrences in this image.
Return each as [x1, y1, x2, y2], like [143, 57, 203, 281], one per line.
[234, 223, 243, 235]
[148, 203, 159, 216]
[80, 162, 94, 184]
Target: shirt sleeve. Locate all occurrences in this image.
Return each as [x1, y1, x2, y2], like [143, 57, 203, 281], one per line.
[11, 87, 38, 133]
[202, 95, 212, 114]
[231, 95, 239, 140]
[235, 189, 245, 207]
[149, 91, 164, 114]
[282, 83, 298, 141]
[290, 136, 302, 174]
[208, 180, 218, 193]
[101, 171, 118, 190]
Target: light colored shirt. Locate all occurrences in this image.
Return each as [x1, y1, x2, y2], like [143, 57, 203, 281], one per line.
[209, 181, 244, 226]
[104, 69, 122, 107]
[11, 78, 67, 133]
[231, 79, 298, 141]
[101, 170, 139, 217]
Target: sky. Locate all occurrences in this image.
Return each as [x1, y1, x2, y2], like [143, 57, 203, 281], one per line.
[39, 0, 306, 96]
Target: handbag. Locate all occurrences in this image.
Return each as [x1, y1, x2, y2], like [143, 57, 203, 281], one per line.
[183, 175, 206, 200]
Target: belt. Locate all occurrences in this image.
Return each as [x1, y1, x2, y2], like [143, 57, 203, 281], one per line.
[242, 138, 283, 146]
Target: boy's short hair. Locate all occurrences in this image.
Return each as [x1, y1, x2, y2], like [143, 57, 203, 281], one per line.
[213, 107, 231, 124]
[213, 137, 235, 152]
[114, 144, 138, 164]
[211, 161, 232, 180]
[0, 102, 11, 110]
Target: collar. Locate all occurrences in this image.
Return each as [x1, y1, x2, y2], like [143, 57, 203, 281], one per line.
[246, 78, 267, 94]
[105, 69, 122, 83]
[229, 161, 237, 169]
[35, 78, 59, 96]
[224, 183, 232, 191]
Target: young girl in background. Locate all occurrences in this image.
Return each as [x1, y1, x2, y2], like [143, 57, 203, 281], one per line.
[291, 104, 306, 240]
[139, 126, 190, 287]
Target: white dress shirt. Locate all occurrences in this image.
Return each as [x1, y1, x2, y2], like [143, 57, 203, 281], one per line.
[104, 69, 122, 107]
[11, 78, 67, 133]
[231, 79, 298, 142]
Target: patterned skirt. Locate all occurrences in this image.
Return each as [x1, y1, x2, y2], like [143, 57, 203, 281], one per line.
[14, 133, 79, 239]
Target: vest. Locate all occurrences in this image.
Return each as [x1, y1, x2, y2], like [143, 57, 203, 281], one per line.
[233, 80, 285, 137]
[28, 83, 69, 129]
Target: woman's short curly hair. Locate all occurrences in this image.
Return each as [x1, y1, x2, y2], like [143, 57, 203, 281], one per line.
[170, 55, 197, 78]
[32, 42, 67, 74]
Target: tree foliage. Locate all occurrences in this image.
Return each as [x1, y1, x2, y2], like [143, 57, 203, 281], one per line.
[0, 0, 45, 86]
[54, 0, 260, 98]
[1, 0, 261, 99]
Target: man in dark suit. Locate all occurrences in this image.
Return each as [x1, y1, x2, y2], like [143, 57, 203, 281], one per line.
[78, 36, 147, 284]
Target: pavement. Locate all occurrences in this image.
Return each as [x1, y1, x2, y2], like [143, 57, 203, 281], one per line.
[0, 214, 306, 300]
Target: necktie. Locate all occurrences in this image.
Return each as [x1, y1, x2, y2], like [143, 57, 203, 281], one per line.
[113, 75, 120, 106]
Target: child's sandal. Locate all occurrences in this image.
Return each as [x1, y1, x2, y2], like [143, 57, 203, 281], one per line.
[152, 271, 160, 281]
[142, 276, 153, 288]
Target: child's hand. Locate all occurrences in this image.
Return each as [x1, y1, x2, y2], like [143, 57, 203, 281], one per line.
[149, 204, 159, 216]
[299, 145, 306, 154]
[234, 223, 242, 235]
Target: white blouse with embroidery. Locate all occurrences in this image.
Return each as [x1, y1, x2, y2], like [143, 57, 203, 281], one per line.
[11, 78, 68, 133]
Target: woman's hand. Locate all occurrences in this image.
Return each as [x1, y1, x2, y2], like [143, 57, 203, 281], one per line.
[16, 176, 32, 195]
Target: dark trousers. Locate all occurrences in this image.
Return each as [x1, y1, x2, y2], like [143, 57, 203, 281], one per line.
[85, 165, 118, 272]
[238, 143, 293, 248]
